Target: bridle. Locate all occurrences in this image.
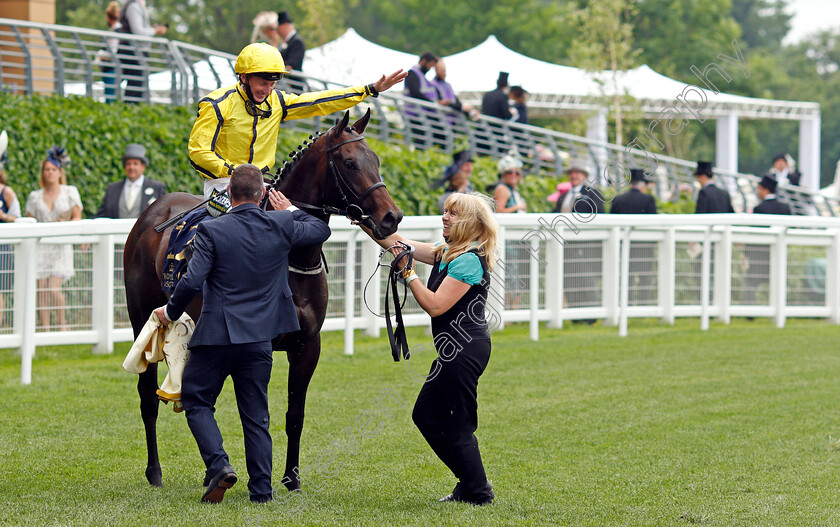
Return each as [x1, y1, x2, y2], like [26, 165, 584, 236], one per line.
[264, 127, 388, 234]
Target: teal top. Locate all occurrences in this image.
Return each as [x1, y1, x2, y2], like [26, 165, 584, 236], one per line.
[433, 243, 484, 285]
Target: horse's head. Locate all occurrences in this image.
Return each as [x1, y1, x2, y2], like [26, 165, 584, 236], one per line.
[273, 110, 403, 239]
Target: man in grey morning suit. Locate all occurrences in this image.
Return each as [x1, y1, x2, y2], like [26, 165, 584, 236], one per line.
[154, 164, 330, 504]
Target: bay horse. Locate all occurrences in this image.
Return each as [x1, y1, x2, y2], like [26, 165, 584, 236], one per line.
[123, 110, 402, 490]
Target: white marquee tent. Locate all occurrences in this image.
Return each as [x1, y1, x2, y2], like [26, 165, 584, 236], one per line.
[305, 29, 822, 190]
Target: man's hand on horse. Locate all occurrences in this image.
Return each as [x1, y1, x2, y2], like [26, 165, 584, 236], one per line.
[269, 189, 292, 211]
[372, 70, 409, 94]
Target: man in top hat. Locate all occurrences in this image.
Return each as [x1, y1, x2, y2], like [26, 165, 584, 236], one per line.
[693, 160, 734, 214]
[769, 152, 801, 187]
[277, 11, 305, 73]
[436, 150, 474, 214]
[753, 173, 792, 215]
[481, 72, 512, 121]
[610, 168, 657, 303]
[742, 173, 791, 308]
[610, 169, 657, 214]
[553, 159, 604, 214]
[95, 144, 167, 219]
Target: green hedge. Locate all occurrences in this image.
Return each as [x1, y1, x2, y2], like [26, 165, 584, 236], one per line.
[1, 93, 672, 217]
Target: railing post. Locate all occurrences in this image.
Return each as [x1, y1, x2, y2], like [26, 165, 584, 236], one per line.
[660, 227, 676, 325]
[19, 236, 37, 384]
[545, 224, 564, 329]
[361, 238, 381, 338]
[828, 229, 840, 324]
[773, 228, 788, 329]
[603, 227, 621, 326]
[92, 234, 115, 354]
[529, 235, 539, 341]
[488, 226, 506, 331]
[619, 227, 631, 337]
[717, 226, 732, 324]
[344, 231, 358, 356]
[700, 226, 712, 331]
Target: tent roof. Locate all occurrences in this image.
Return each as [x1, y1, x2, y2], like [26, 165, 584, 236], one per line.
[306, 30, 819, 120]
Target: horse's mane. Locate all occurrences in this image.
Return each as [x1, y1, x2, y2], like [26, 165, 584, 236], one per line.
[275, 131, 325, 184]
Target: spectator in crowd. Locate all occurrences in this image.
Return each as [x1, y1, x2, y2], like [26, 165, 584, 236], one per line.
[554, 159, 603, 322]
[250, 11, 280, 47]
[155, 164, 331, 504]
[277, 11, 305, 73]
[481, 71, 512, 121]
[190, 43, 406, 200]
[25, 147, 82, 331]
[610, 168, 657, 214]
[693, 160, 734, 213]
[372, 192, 499, 506]
[769, 152, 802, 187]
[492, 154, 526, 213]
[436, 150, 473, 214]
[0, 131, 21, 324]
[430, 58, 476, 122]
[118, 0, 167, 103]
[404, 52, 442, 148]
[94, 1, 123, 103]
[742, 173, 792, 307]
[753, 173, 792, 215]
[553, 159, 604, 214]
[94, 144, 167, 218]
[509, 86, 528, 125]
[610, 168, 657, 304]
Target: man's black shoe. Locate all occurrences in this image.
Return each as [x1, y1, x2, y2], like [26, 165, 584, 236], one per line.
[201, 465, 237, 503]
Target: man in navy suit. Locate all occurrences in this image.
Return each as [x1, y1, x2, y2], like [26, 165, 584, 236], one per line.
[154, 164, 330, 504]
[94, 144, 167, 218]
[610, 169, 657, 302]
[693, 160, 734, 214]
[754, 173, 793, 215]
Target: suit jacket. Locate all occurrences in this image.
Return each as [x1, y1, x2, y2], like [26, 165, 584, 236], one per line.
[695, 183, 734, 214]
[610, 188, 657, 214]
[481, 88, 512, 120]
[94, 177, 167, 218]
[281, 32, 306, 72]
[165, 203, 330, 347]
[552, 185, 605, 214]
[754, 197, 792, 215]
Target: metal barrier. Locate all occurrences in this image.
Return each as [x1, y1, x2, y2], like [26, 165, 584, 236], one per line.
[1, 17, 838, 216]
[2, 214, 838, 384]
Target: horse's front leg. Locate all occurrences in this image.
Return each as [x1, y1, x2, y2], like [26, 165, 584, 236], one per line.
[138, 363, 163, 486]
[282, 335, 321, 491]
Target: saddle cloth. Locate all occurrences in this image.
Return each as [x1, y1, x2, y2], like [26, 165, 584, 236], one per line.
[162, 207, 209, 294]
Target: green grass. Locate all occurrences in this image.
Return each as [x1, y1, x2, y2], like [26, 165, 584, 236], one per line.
[1, 319, 839, 526]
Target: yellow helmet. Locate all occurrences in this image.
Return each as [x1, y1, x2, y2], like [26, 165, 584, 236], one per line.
[234, 43, 286, 80]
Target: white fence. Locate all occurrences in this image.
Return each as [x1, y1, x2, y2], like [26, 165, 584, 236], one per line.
[3, 214, 839, 385]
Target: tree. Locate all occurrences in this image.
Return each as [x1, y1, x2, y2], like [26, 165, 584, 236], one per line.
[730, 0, 792, 52]
[569, 0, 640, 146]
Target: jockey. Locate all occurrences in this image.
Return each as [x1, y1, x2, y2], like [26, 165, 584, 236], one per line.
[189, 42, 407, 206]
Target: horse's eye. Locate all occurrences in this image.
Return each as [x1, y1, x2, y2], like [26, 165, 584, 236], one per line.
[344, 159, 358, 170]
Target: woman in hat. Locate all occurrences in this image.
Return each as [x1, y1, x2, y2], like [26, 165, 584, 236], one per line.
[25, 146, 82, 331]
[436, 151, 473, 214]
[493, 154, 526, 213]
[250, 11, 280, 47]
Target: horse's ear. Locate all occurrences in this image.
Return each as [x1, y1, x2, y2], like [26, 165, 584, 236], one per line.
[352, 108, 371, 135]
[332, 111, 351, 140]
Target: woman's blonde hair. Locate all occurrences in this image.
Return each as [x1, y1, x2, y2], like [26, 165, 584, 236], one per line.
[433, 192, 499, 272]
[39, 159, 66, 188]
[106, 1, 121, 21]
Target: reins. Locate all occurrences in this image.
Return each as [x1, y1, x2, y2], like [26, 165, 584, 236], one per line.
[363, 241, 415, 362]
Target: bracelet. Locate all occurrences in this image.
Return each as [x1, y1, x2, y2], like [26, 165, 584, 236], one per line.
[405, 273, 418, 284]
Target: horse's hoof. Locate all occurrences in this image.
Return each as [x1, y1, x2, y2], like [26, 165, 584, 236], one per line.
[283, 477, 301, 492]
[146, 468, 163, 487]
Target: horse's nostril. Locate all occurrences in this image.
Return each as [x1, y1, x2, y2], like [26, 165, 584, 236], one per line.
[380, 210, 402, 233]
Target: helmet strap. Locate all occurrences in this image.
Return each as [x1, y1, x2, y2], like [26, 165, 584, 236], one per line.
[239, 74, 256, 103]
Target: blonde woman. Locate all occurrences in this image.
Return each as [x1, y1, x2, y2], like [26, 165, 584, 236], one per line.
[250, 11, 280, 47]
[25, 147, 82, 330]
[375, 192, 498, 506]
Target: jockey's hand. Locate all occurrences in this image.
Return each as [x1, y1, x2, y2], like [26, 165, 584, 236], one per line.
[269, 189, 292, 211]
[372, 70, 408, 94]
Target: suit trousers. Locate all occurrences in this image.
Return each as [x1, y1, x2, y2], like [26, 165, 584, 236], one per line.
[412, 337, 493, 499]
[182, 341, 273, 502]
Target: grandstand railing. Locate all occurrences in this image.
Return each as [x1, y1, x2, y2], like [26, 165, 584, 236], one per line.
[1, 17, 838, 217]
[2, 214, 838, 384]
